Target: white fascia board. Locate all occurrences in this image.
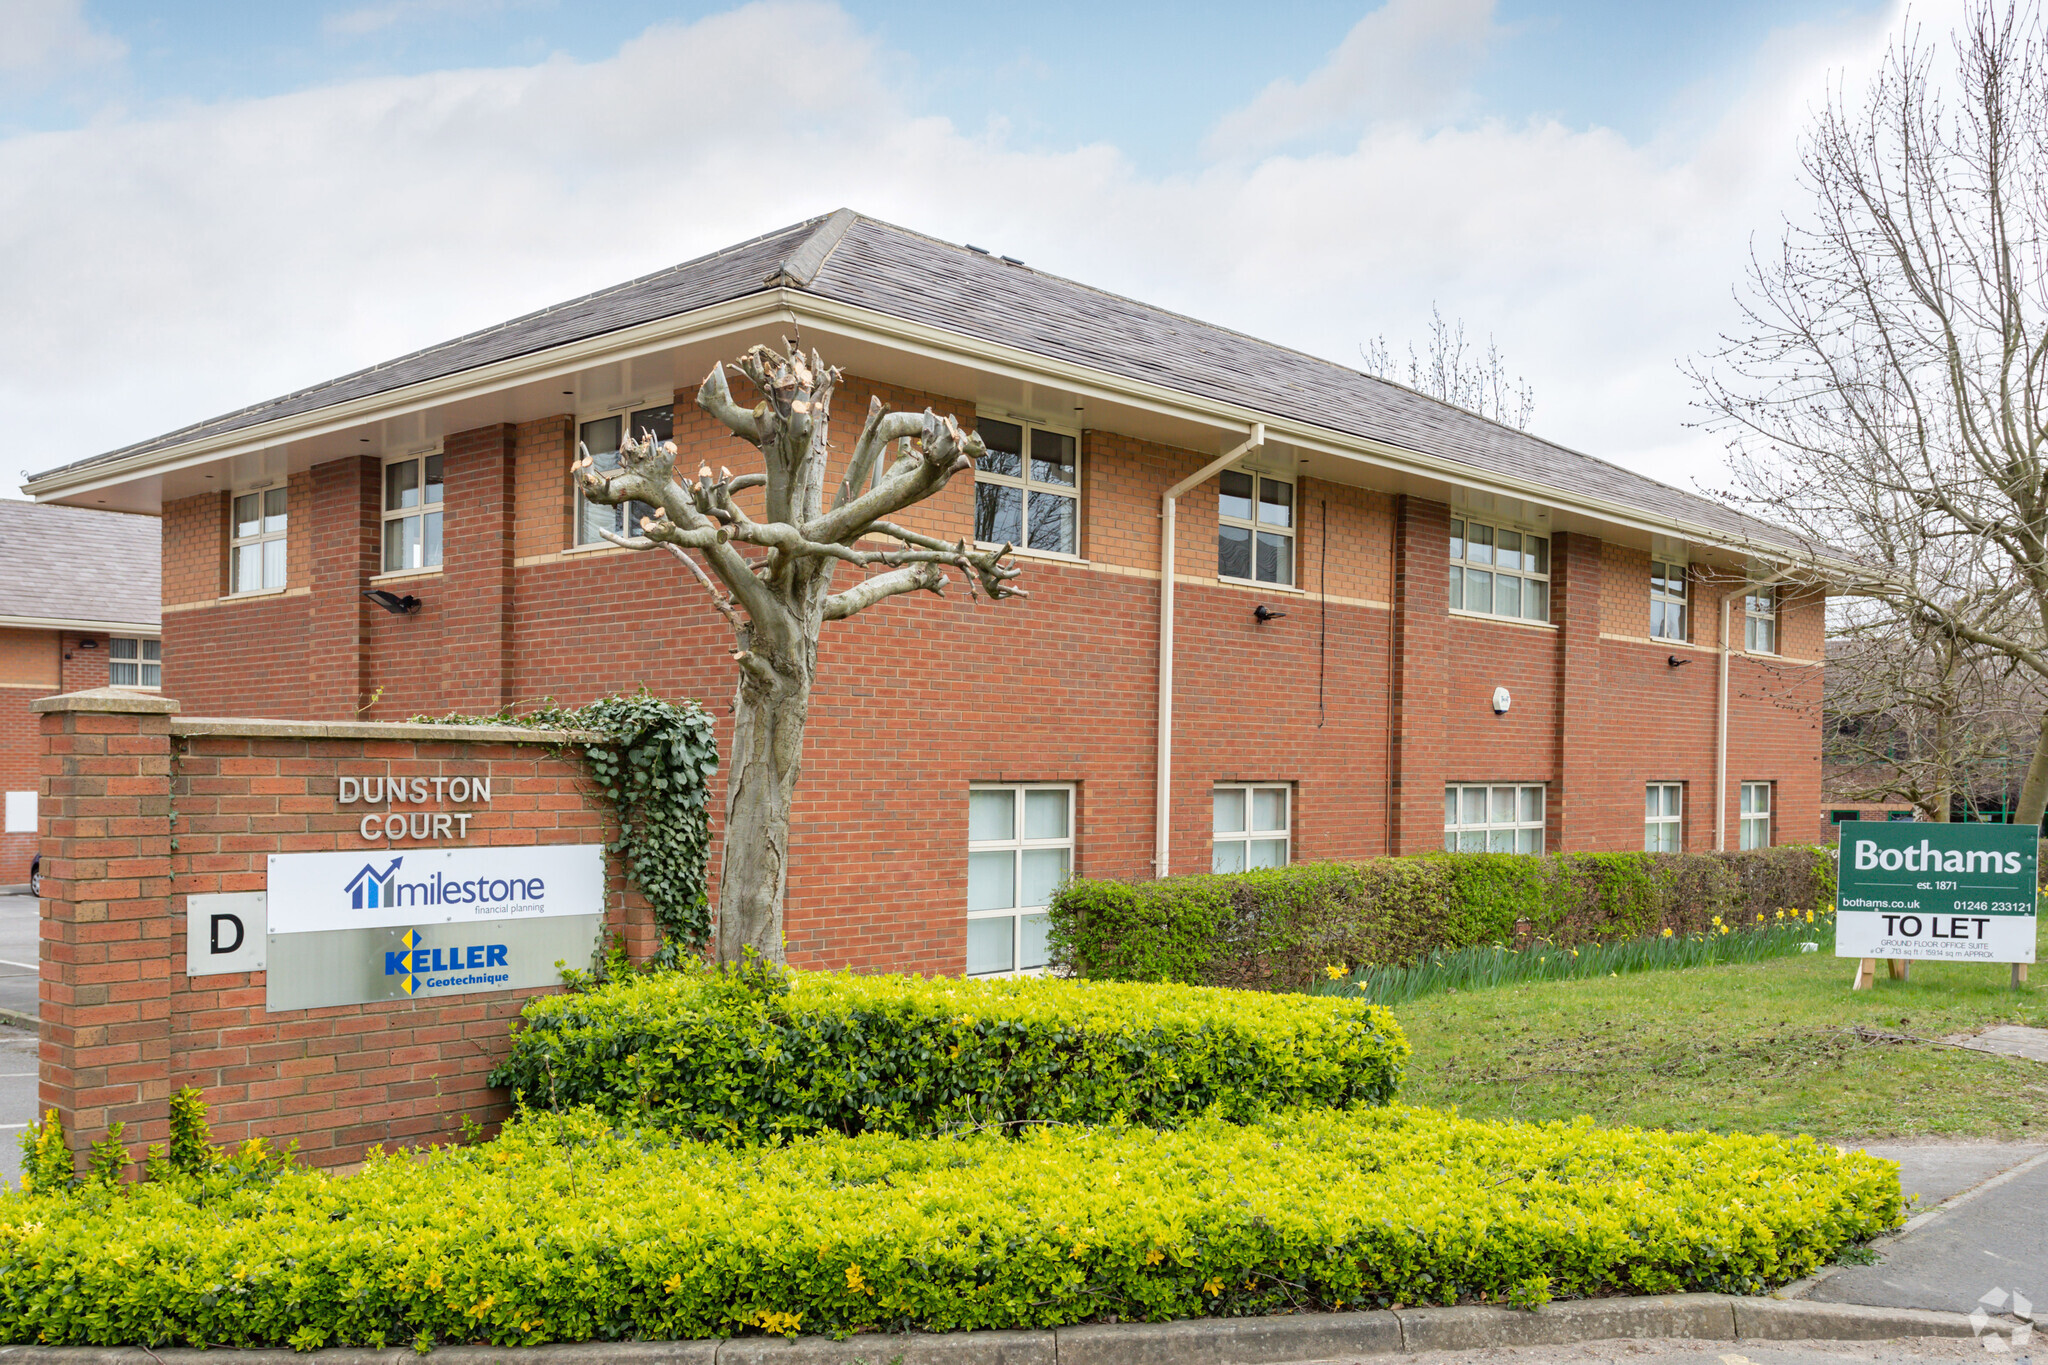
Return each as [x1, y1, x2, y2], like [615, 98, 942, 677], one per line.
[0, 614, 160, 635]
[27, 284, 1845, 577]
[788, 295, 1853, 578]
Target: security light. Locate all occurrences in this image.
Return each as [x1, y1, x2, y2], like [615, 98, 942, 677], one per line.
[1668, 655, 1692, 668]
[1253, 604, 1287, 623]
[363, 590, 421, 615]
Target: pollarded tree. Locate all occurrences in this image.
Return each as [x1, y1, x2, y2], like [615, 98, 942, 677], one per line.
[576, 341, 1024, 964]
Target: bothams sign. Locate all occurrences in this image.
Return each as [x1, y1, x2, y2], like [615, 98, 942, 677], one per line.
[185, 765, 606, 1012]
[1836, 822, 2037, 964]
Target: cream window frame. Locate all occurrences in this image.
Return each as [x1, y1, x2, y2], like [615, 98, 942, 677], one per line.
[571, 394, 675, 548]
[229, 483, 289, 595]
[1650, 560, 1688, 641]
[1217, 466, 1296, 587]
[1740, 782, 1773, 849]
[1212, 784, 1291, 871]
[966, 783, 1073, 978]
[108, 637, 161, 690]
[1445, 783, 1546, 853]
[1645, 782, 1682, 852]
[972, 415, 1082, 559]
[1744, 587, 1778, 654]
[380, 446, 445, 574]
[1449, 518, 1550, 623]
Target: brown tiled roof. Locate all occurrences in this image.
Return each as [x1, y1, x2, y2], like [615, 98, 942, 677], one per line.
[31, 210, 1804, 554]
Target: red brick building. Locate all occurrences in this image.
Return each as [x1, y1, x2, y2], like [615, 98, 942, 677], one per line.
[0, 501, 160, 891]
[21, 211, 1829, 975]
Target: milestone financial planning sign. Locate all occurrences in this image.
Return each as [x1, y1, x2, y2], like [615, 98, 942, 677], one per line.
[263, 843, 605, 1013]
[1836, 821, 2037, 964]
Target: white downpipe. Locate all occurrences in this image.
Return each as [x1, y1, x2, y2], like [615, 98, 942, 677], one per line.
[1156, 424, 1264, 878]
[1715, 568, 1795, 851]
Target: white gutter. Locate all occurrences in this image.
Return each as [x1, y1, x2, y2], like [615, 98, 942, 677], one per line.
[1155, 423, 1263, 878]
[0, 614, 159, 635]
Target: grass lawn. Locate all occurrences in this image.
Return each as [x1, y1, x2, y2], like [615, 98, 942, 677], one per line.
[1394, 919, 2048, 1139]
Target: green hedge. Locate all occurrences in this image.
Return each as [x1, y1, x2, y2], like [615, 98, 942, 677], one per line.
[489, 967, 1409, 1142]
[0, 1106, 1901, 1350]
[1050, 847, 1837, 989]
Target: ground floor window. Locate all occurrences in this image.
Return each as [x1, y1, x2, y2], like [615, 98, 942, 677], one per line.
[109, 637, 161, 689]
[1645, 782, 1682, 851]
[1212, 785, 1290, 871]
[966, 784, 1071, 977]
[1830, 809, 1861, 824]
[1739, 782, 1772, 849]
[1445, 784, 1545, 852]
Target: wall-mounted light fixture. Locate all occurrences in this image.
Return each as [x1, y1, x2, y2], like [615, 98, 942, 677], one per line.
[77, 638, 98, 649]
[363, 590, 421, 615]
[1253, 604, 1288, 624]
[1668, 655, 1693, 668]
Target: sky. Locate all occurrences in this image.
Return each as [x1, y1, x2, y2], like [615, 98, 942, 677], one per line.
[1, 0, 1931, 502]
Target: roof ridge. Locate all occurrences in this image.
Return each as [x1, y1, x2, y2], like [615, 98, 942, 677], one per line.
[769, 208, 858, 289]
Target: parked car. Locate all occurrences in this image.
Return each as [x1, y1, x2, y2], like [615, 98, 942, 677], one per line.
[27, 853, 38, 897]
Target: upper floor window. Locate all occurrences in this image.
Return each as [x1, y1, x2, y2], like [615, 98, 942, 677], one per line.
[574, 400, 671, 547]
[1650, 560, 1688, 640]
[966, 783, 1072, 977]
[109, 637, 160, 689]
[1740, 781, 1773, 848]
[1445, 783, 1545, 853]
[230, 485, 288, 594]
[1449, 519, 1548, 622]
[382, 451, 444, 573]
[1218, 469, 1293, 585]
[975, 417, 1078, 556]
[1213, 784, 1291, 871]
[1744, 587, 1777, 653]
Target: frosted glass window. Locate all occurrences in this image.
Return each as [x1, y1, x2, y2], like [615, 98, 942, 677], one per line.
[966, 784, 1073, 977]
[1444, 784, 1545, 854]
[1213, 784, 1290, 872]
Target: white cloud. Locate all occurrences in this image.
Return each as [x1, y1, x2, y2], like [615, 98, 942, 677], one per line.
[323, 0, 535, 39]
[0, 0, 123, 78]
[1204, 0, 1498, 158]
[0, 0, 1917, 504]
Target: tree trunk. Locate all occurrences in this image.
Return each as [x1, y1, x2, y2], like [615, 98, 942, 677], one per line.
[2013, 709, 2048, 831]
[715, 653, 813, 965]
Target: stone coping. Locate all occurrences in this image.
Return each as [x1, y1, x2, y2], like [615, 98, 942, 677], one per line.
[167, 716, 596, 745]
[0, 1294, 1984, 1364]
[30, 687, 180, 715]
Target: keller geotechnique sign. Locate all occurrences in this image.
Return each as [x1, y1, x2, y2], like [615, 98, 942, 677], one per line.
[263, 845, 605, 1013]
[1836, 822, 2038, 965]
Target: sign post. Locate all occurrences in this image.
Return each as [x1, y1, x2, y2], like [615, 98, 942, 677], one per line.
[1837, 822, 2037, 989]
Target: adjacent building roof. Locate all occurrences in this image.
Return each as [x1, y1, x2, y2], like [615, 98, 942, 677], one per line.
[27, 209, 1804, 555]
[0, 500, 160, 629]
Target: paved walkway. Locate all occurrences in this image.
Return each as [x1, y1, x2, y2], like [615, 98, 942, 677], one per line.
[1380, 1342, 2002, 1365]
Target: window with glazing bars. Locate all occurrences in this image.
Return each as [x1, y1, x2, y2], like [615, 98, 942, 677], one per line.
[1744, 587, 1777, 653]
[1218, 470, 1293, 585]
[575, 402, 670, 546]
[230, 486, 288, 593]
[383, 452, 444, 572]
[1650, 561, 1687, 640]
[1444, 784, 1545, 852]
[974, 418, 1079, 555]
[109, 638, 160, 688]
[1449, 519, 1548, 622]
[966, 784, 1071, 977]
[1212, 785, 1290, 871]
[1739, 782, 1772, 848]
[1645, 782, 1682, 851]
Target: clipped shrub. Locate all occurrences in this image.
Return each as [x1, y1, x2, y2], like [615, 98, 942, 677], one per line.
[0, 1105, 1903, 1350]
[490, 966, 1409, 1142]
[1049, 846, 1837, 989]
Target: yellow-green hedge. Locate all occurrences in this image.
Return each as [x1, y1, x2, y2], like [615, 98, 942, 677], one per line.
[0, 1106, 1901, 1351]
[490, 967, 1410, 1141]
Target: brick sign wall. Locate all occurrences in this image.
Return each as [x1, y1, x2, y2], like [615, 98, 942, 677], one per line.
[35, 689, 636, 1169]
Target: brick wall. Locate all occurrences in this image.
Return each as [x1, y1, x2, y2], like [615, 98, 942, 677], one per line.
[35, 691, 632, 1169]
[150, 365, 1830, 971]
